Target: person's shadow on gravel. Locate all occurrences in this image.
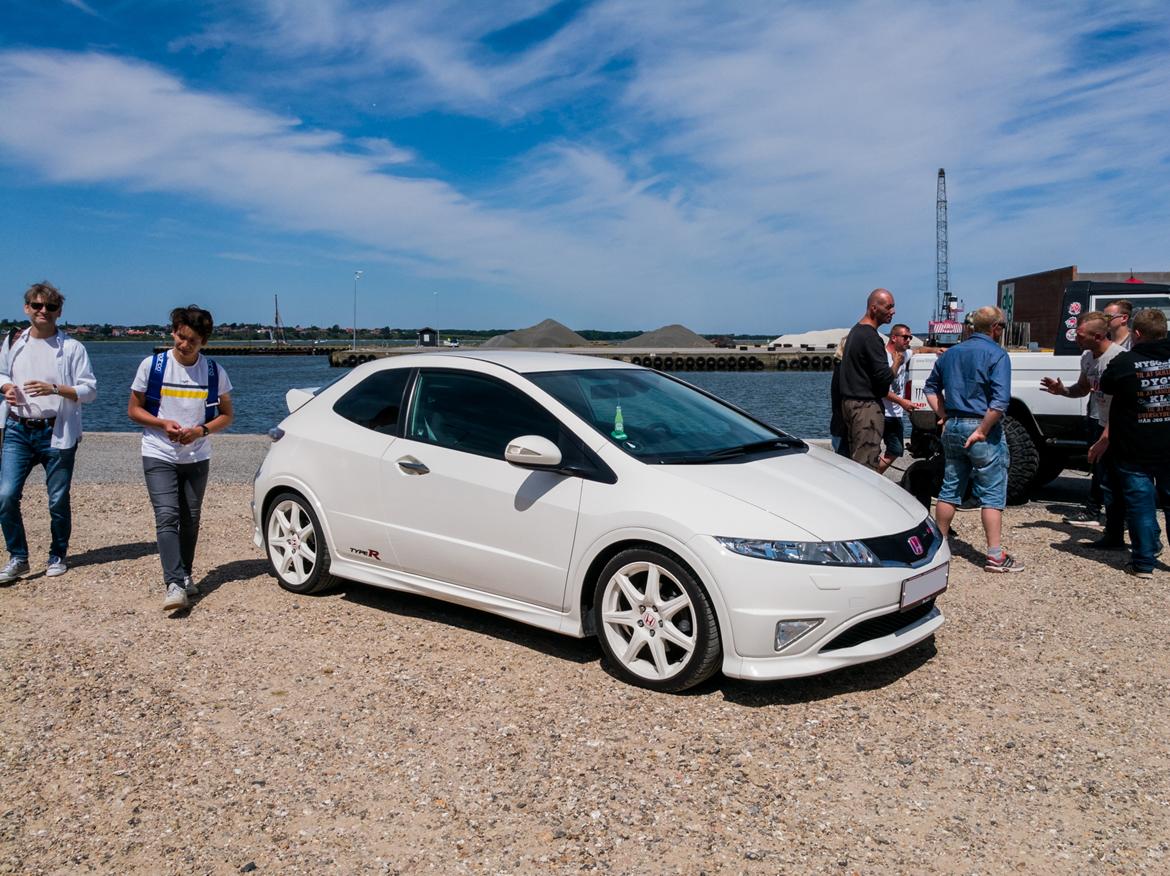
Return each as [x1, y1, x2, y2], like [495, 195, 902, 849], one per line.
[64, 541, 156, 569]
[1017, 518, 1130, 569]
[192, 558, 270, 600]
[166, 558, 270, 619]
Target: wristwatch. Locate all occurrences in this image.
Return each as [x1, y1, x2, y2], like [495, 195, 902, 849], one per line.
[201, 425, 210, 437]
[51, 384, 58, 395]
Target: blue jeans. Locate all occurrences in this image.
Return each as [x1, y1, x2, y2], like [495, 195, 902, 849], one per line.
[1115, 461, 1170, 573]
[938, 418, 1009, 509]
[0, 421, 78, 561]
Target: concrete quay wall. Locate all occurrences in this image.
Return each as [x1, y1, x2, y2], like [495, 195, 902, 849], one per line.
[328, 346, 839, 372]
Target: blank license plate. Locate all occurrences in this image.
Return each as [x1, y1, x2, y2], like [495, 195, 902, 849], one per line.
[900, 563, 948, 610]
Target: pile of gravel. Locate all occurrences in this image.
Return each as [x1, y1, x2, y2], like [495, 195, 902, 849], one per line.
[620, 324, 713, 348]
[481, 319, 590, 348]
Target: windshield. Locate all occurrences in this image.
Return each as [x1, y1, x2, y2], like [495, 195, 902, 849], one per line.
[529, 369, 802, 463]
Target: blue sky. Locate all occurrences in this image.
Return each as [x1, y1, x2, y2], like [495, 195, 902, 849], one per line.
[1, 1, 1167, 333]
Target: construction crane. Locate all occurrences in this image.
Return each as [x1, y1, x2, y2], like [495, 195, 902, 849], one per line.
[271, 293, 287, 346]
[935, 168, 949, 323]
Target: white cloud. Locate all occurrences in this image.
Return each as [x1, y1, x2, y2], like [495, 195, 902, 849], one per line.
[3, 0, 1170, 330]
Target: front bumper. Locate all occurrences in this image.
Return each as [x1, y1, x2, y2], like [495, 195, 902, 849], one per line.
[690, 535, 949, 681]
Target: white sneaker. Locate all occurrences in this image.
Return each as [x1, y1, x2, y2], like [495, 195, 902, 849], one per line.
[46, 556, 67, 577]
[0, 557, 29, 584]
[183, 574, 200, 596]
[163, 582, 189, 611]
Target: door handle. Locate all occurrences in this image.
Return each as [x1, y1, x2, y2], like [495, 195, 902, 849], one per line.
[396, 456, 430, 475]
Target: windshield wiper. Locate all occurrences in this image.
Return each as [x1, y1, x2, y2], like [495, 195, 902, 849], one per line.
[687, 436, 803, 463]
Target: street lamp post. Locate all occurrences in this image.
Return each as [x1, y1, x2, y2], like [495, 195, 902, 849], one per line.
[352, 270, 363, 351]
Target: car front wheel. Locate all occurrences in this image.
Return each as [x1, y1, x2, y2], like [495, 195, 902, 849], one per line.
[594, 548, 721, 692]
[265, 492, 335, 594]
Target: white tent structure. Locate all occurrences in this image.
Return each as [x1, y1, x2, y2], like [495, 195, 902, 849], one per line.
[769, 327, 931, 350]
[768, 328, 851, 349]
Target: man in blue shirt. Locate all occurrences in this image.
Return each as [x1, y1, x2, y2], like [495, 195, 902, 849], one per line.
[924, 306, 1024, 573]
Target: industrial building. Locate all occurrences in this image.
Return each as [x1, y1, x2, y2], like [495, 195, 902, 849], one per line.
[997, 267, 1170, 348]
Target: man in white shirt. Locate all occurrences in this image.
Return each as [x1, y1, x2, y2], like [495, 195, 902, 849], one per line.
[1042, 311, 1123, 545]
[878, 324, 943, 474]
[1103, 300, 1133, 351]
[0, 282, 98, 582]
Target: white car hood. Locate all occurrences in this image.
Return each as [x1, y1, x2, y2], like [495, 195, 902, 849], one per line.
[662, 444, 925, 541]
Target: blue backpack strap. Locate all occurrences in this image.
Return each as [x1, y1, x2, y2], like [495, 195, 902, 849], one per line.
[204, 357, 219, 422]
[144, 351, 167, 416]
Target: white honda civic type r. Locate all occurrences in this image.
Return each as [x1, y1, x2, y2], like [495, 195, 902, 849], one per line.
[252, 351, 948, 692]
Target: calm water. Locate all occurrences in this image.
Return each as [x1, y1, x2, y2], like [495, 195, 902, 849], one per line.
[81, 343, 834, 437]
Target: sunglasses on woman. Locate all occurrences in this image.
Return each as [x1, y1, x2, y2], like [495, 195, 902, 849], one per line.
[29, 302, 60, 313]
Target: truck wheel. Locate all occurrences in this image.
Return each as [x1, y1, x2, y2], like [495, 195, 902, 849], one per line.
[1033, 451, 1066, 488]
[1004, 415, 1040, 504]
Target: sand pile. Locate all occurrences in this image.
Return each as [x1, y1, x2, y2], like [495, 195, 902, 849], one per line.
[481, 318, 590, 348]
[620, 324, 713, 348]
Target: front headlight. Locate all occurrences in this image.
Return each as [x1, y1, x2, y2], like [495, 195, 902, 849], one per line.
[715, 536, 881, 567]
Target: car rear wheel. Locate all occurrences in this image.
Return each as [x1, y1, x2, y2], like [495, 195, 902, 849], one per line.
[265, 492, 335, 594]
[594, 548, 721, 692]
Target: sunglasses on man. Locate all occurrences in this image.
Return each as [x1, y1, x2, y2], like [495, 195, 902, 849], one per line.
[29, 301, 60, 313]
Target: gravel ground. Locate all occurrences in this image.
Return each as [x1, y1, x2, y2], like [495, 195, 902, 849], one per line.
[2, 436, 1168, 874]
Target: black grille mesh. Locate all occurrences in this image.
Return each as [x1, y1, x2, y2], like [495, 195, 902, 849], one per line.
[819, 600, 937, 652]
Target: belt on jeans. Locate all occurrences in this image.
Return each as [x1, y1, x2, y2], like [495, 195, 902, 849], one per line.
[6, 415, 57, 429]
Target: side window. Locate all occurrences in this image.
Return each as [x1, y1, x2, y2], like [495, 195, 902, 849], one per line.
[408, 371, 561, 458]
[332, 368, 411, 435]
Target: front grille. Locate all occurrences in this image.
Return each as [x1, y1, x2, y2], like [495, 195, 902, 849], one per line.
[819, 600, 937, 652]
[861, 519, 937, 566]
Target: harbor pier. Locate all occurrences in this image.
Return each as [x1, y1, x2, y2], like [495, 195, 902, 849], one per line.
[327, 346, 839, 372]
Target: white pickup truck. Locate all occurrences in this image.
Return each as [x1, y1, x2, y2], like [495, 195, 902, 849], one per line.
[905, 352, 1083, 504]
[900, 278, 1170, 504]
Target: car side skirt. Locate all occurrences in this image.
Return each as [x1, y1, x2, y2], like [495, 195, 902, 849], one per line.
[326, 555, 584, 638]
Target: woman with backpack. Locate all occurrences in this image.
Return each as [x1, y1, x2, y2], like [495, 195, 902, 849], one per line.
[128, 305, 233, 611]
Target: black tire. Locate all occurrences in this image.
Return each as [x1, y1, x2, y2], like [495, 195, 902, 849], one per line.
[593, 548, 721, 692]
[1034, 450, 1066, 488]
[264, 492, 336, 594]
[1004, 415, 1040, 504]
[776, 359, 788, 371]
[900, 456, 943, 510]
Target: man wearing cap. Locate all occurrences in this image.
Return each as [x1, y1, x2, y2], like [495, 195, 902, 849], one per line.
[0, 281, 97, 583]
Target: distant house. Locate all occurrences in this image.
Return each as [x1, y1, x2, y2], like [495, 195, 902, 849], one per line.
[417, 326, 437, 347]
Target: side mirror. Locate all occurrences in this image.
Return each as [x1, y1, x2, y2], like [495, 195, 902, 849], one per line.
[505, 435, 563, 468]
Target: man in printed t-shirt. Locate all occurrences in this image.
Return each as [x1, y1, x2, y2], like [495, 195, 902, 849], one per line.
[1099, 308, 1170, 579]
[128, 305, 234, 611]
[1041, 311, 1124, 544]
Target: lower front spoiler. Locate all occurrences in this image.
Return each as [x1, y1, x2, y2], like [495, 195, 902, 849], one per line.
[720, 604, 944, 681]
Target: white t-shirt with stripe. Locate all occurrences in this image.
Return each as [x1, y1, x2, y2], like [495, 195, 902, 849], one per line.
[132, 352, 232, 463]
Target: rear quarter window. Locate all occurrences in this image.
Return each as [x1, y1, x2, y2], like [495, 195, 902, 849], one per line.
[332, 368, 411, 434]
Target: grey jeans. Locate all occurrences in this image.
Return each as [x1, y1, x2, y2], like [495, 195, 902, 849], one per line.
[143, 457, 210, 587]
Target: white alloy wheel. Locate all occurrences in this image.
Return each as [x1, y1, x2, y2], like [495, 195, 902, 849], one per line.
[595, 549, 720, 691]
[265, 493, 334, 594]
